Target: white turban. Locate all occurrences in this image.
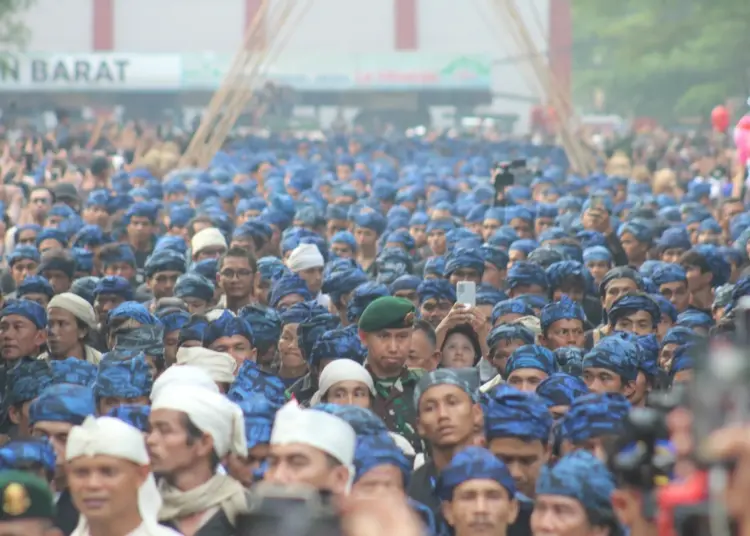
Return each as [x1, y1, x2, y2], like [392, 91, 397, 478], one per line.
[175, 346, 237, 383]
[152, 385, 247, 458]
[66, 417, 177, 536]
[310, 360, 375, 406]
[191, 227, 227, 256]
[150, 364, 219, 401]
[271, 400, 355, 469]
[287, 243, 324, 272]
[48, 292, 97, 329]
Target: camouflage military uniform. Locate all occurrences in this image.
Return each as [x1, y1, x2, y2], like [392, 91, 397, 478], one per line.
[368, 366, 424, 452]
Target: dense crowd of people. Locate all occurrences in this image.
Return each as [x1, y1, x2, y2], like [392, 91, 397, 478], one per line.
[0, 116, 747, 536]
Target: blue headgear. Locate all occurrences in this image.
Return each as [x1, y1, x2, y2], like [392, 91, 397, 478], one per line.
[257, 256, 288, 283]
[583, 337, 639, 382]
[157, 310, 191, 334]
[509, 239, 539, 256]
[153, 235, 188, 256]
[124, 201, 158, 224]
[106, 404, 151, 433]
[484, 387, 552, 442]
[144, 249, 187, 278]
[189, 258, 218, 281]
[505, 345, 557, 376]
[577, 231, 607, 249]
[354, 432, 412, 486]
[414, 369, 478, 408]
[692, 245, 731, 287]
[417, 279, 456, 305]
[507, 261, 548, 291]
[35, 229, 67, 249]
[583, 246, 613, 264]
[662, 326, 700, 348]
[676, 310, 714, 329]
[651, 293, 678, 323]
[93, 276, 134, 300]
[423, 256, 446, 277]
[269, 274, 313, 309]
[618, 220, 653, 244]
[670, 344, 694, 379]
[6, 358, 52, 406]
[99, 244, 137, 268]
[94, 353, 152, 399]
[8, 245, 41, 266]
[17, 276, 54, 300]
[235, 394, 279, 449]
[322, 268, 369, 306]
[540, 296, 586, 333]
[437, 446, 516, 501]
[476, 285, 508, 306]
[608, 293, 660, 328]
[536, 450, 616, 526]
[314, 405, 388, 437]
[651, 265, 687, 287]
[228, 361, 286, 408]
[599, 267, 643, 298]
[445, 248, 485, 277]
[0, 439, 55, 473]
[536, 373, 589, 408]
[354, 211, 387, 236]
[203, 310, 255, 348]
[70, 248, 94, 273]
[279, 300, 328, 326]
[388, 274, 422, 295]
[0, 300, 47, 329]
[28, 384, 96, 426]
[347, 282, 390, 323]
[331, 231, 357, 253]
[239, 305, 282, 355]
[49, 358, 97, 387]
[554, 347, 585, 375]
[545, 261, 586, 293]
[309, 328, 366, 367]
[480, 245, 509, 270]
[559, 392, 631, 444]
[174, 273, 215, 302]
[490, 299, 534, 325]
[108, 302, 158, 326]
[486, 324, 535, 349]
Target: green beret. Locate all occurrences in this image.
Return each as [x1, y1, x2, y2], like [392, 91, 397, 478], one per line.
[358, 296, 416, 333]
[0, 470, 55, 521]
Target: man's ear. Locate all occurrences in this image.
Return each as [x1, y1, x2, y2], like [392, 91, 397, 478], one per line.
[8, 405, 20, 425]
[33, 329, 47, 349]
[622, 380, 636, 398]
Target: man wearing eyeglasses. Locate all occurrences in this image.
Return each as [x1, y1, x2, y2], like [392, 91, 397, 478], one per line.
[217, 247, 257, 313]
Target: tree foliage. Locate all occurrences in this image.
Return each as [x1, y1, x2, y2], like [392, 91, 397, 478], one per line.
[571, 0, 750, 119]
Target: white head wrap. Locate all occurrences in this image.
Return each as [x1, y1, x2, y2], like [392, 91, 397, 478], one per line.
[191, 228, 227, 256]
[151, 385, 247, 458]
[175, 346, 237, 383]
[205, 308, 233, 322]
[310, 360, 375, 406]
[150, 364, 219, 401]
[66, 417, 172, 535]
[48, 292, 97, 329]
[287, 243, 324, 272]
[271, 400, 356, 469]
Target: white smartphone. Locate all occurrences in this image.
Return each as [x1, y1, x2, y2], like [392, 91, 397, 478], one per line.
[456, 281, 476, 308]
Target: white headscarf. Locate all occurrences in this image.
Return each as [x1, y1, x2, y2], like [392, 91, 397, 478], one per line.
[287, 243, 324, 272]
[150, 364, 219, 401]
[310, 359, 375, 406]
[48, 292, 97, 329]
[271, 400, 356, 491]
[191, 228, 227, 256]
[151, 385, 247, 458]
[175, 347, 237, 383]
[66, 416, 180, 536]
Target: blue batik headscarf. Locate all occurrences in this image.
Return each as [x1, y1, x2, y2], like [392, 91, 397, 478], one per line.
[228, 360, 286, 408]
[484, 388, 552, 442]
[203, 310, 255, 348]
[106, 404, 151, 432]
[6, 358, 52, 406]
[582, 337, 639, 382]
[0, 439, 55, 473]
[239, 305, 282, 356]
[49, 358, 97, 387]
[559, 392, 631, 444]
[347, 282, 390, 324]
[540, 296, 586, 333]
[437, 446, 516, 501]
[236, 393, 280, 449]
[94, 353, 153, 399]
[174, 273, 215, 302]
[269, 274, 313, 309]
[309, 327, 366, 367]
[93, 275, 134, 301]
[506, 261, 549, 291]
[536, 373, 589, 408]
[28, 384, 96, 426]
[505, 345, 557, 376]
[490, 299, 535, 325]
[608, 293, 660, 328]
[417, 279, 456, 305]
[0, 300, 47, 330]
[486, 324, 535, 349]
[354, 432, 412, 486]
[553, 347, 585, 376]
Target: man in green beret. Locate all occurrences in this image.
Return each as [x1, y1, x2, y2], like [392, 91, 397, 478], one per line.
[358, 296, 423, 451]
[0, 470, 61, 536]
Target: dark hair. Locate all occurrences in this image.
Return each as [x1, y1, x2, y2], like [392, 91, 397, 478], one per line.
[183, 414, 221, 469]
[218, 247, 257, 274]
[413, 319, 437, 349]
[187, 216, 216, 239]
[679, 250, 710, 274]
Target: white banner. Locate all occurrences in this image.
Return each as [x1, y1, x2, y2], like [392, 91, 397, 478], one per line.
[0, 54, 181, 91]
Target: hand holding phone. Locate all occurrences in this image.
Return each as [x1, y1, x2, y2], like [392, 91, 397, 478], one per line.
[456, 281, 476, 308]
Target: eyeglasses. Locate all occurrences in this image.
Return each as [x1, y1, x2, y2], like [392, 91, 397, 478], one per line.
[220, 269, 253, 279]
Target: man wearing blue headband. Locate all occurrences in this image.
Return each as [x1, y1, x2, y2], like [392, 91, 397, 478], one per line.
[93, 353, 153, 415]
[504, 345, 557, 392]
[539, 296, 586, 351]
[437, 447, 519, 536]
[92, 275, 133, 327]
[8, 246, 41, 291]
[680, 246, 730, 313]
[204, 310, 257, 365]
[607, 292, 659, 336]
[652, 264, 690, 314]
[583, 337, 639, 398]
[427, 219, 453, 257]
[354, 211, 386, 273]
[144, 249, 186, 306]
[124, 202, 158, 269]
[5, 358, 52, 438]
[0, 300, 47, 364]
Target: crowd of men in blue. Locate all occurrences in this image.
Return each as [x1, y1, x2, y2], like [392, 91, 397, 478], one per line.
[0, 135, 742, 536]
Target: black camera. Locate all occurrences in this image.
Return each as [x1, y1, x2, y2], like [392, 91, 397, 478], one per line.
[492, 159, 527, 205]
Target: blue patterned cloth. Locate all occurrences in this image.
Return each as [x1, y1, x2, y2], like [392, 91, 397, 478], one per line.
[540, 296, 586, 333]
[94, 353, 152, 399]
[354, 432, 411, 485]
[505, 345, 557, 376]
[651, 264, 687, 286]
[651, 293, 678, 323]
[417, 279, 456, 305]
[309, 327, 366, 366]
[676, 310, 714, 329]
[174, 273, 215, 302]
[279, 300, 328, 326]
[661, 326, 700, 348]
[507, 261, 548, 291]
[484, 388, 552, 442]
[423, 256, 446, 277]
[490, 299, 535, 325]
[347, 282, 390, 324]
[554, 347, 584, 376]
[235, 393, 279, 449]
[228, 361, 286, 407]
[158, 310, 190, 334]
[0, 439, 55, 472]
[0, 300, 47, 329]
[28, 384, 96, 425]
[486, 324, 535, 349]
[314, 404, 388, 437]
[598, 267, 643, 298]
[414, 369, 477, 407]
[269, 274, 313, 308]
[106, 404, 151, 432]
[445, 248, 485, 277]
[239, 305, 282, 355]
[536, 373, 589, 408]
[93, 275, 134, 300]
[108, 302, 158, 326]
[545, 261, 586, 292]
[49, 358, 97, 387]
[322, 267, 369, 306]
[559, 392, 630, 444]
[608, 293, 660, 328]
[536, 450, 616, 525]
[583, 337, 639, 382]
[203, 310, 255, 347]
[144, 249, 187, 278]
[437, 446, 515, 500]
[6, 358, 52, 406]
